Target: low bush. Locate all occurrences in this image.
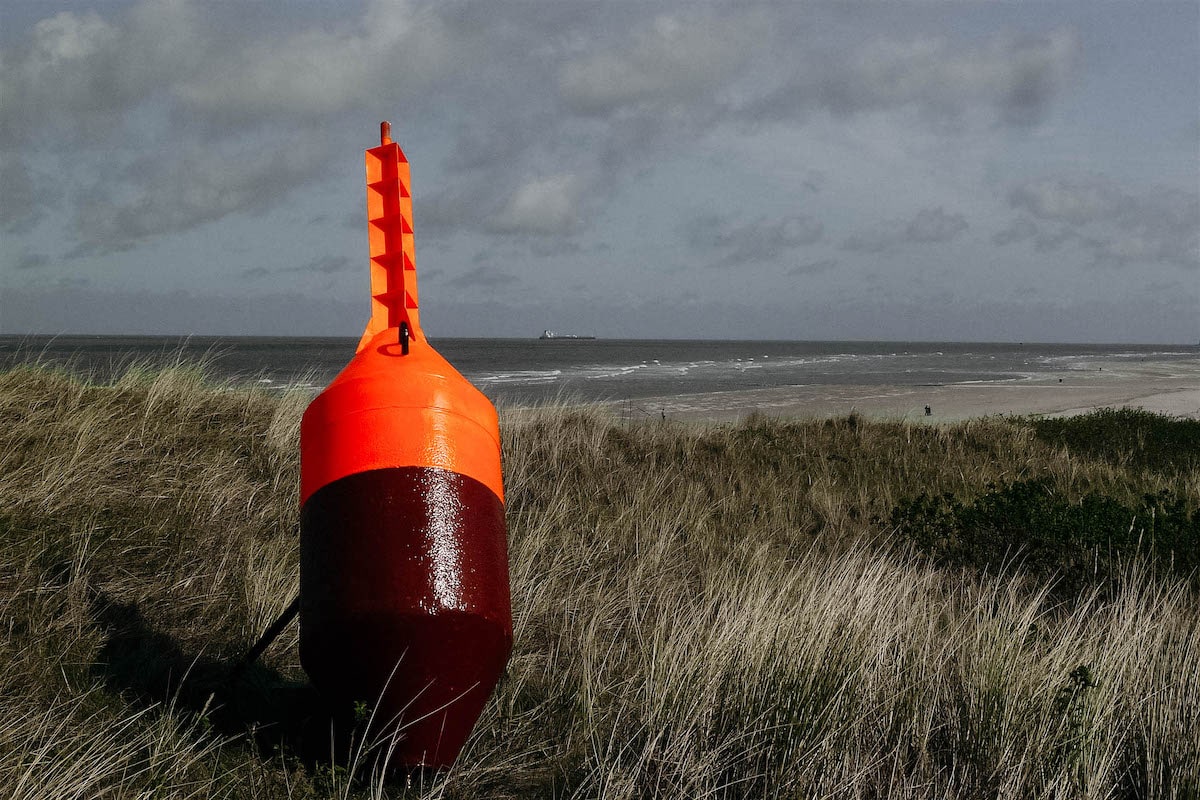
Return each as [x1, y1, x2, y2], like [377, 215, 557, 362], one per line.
[1030, 407, 1200, 473]
[889, 479, 1199, 593]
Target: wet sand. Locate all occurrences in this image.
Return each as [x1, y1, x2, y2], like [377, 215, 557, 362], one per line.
[609, 357, 1200, 424]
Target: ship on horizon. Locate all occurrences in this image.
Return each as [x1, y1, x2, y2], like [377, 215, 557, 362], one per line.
[539, 330, 596, 340]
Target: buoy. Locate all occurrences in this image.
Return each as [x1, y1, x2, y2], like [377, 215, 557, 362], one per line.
[299, 122, 511, 768]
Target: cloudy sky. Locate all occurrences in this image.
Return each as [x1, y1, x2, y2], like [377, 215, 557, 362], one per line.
[1, 1, 1197, 342]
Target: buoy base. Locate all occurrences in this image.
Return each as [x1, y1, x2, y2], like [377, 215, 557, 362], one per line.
[299, 466, 512, 768]
[301, 611, 509, 768]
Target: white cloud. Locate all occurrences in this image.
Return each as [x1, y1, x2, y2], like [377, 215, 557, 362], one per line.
[486, 174, 582, 236]
[178, 0, 459, 124]
[0, 0, 467, 145]
[0, 2, 203, 145]
[29, 11, 118, 64]
[0, 11, 121, 142]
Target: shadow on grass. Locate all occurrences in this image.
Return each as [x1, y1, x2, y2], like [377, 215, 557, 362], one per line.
[87, 591, 377, 770]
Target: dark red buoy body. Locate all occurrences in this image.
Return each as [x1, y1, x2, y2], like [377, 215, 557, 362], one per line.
[299, 123, 511, 768]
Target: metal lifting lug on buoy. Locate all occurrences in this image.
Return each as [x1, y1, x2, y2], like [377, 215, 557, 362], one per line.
[298, 122, 512, 769]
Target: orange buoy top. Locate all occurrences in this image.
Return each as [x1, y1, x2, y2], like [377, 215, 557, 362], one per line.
[299, 328, 503, 506]
[300, 121, 503, 506]
[359, 120, 420, 352]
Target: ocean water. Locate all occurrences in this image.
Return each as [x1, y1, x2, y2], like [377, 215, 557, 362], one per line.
[2, 335, 1197, 406]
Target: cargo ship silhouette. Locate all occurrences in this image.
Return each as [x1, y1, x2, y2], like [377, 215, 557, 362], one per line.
[539, 330, 595, 340]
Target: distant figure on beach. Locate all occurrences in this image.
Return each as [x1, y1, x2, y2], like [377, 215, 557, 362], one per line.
[924, 405, 931, 416]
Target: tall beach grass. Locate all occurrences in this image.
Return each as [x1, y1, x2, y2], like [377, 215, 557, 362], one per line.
[0, 361, 1196, 798]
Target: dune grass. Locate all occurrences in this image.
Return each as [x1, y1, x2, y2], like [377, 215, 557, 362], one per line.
[0, 361, 1196, 798]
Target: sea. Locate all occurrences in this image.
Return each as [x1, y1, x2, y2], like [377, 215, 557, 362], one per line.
[2, 335, 1198, 407]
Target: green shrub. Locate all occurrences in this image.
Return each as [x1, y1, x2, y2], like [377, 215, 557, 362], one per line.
[890, 478, 1200, 592]
[1030, 407, 1200, 473]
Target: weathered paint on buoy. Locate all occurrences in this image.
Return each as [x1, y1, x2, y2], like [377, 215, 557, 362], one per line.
[299, 122, 511, 769]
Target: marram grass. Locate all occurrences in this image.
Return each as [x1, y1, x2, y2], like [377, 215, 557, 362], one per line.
[0, 362, 1196, 799]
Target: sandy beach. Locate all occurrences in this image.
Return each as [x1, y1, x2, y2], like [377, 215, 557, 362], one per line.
[614, 356, 1200, 423]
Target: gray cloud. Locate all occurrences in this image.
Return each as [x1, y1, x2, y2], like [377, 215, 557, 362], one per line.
[998, 174, 1199, 268]
[175, 1, 464, 130]
[447, 265, 519, 290]
[687, 213, 824, 267]
[72, 140, 329, 256]
[8, 283, 1195, 343]
[529, 239, 586, 259]
[991, 215, 1077, 252]
[801, 170, 826, 193]
[744, 31, 1077, 127]
[905, 207, 970, 243]
[11, 253, 50, 271]
[0, 157, 44, 233]
[413, 10, 1079, 247]
[841, 231, 890, 254]
[788, 258, 838, 276]
[991, 216, 1036, 247]
[1008, 174, 1126, 224]
[843, 206, 969, 253]
[291, 255, 354, 275]
[558, 11, 764, 116]
[0, 0, 465, 145]
[0, 2, 207, 147]
[471, 239, 588, 268]
[0, 0, 467, 253]
[241, 255, 354, 280]
[0, 2, 1083, 258]
[0, 284, 365, 336]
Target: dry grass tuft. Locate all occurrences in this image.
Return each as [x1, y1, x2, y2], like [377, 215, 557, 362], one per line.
[0, 362, 1196, 798]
